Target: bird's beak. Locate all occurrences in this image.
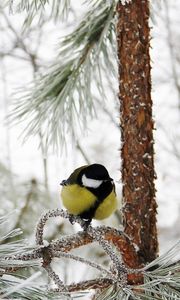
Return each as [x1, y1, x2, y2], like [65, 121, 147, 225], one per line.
[60, 180, 67, 186]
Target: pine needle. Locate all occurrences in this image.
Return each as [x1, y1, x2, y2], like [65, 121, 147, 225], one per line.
[9, 0, 118, 151]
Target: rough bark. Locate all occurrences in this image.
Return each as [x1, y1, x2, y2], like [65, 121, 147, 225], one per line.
[117, 0, 158, 265]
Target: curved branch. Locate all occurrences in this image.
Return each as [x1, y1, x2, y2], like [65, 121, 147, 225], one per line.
[36, 209, 144, 285]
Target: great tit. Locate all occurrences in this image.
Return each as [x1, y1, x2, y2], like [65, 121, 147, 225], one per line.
[60, 164, 117, 224]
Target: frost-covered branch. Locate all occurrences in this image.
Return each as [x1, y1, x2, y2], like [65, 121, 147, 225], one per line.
[1, 210, 180, 298]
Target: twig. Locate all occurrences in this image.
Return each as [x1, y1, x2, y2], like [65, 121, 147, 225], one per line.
[1, 208, 144, 293]
[164, 0, 180, 109]
[76, 141, 91, 164]
[86, 226, 128, 285]
[45, 264, 70, 295]
[14, 179, 37, 230]
[52, 278, 113, 292]
[51, 250, 113, 277]
[35, 209, 143, 286]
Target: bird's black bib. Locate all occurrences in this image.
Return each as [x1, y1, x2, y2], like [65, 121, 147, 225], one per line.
[79, 181, 114, 220]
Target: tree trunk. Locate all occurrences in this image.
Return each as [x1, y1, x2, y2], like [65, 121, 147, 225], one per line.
[117, 0, 158, 266]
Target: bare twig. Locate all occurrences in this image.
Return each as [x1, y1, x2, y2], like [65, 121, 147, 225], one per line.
[76, 141, 91, 164]
[1, 10, 49, 192]
[14, 179, 37, 229]
[0, 58, 13, 186]
[164, 0, 180, 109]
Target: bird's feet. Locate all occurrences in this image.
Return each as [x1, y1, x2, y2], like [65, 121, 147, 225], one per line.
[68, 214, 76, 225]
[81, 219, 92, 231]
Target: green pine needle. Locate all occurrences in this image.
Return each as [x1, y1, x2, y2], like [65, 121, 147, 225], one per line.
[8, 0, 71, 24]
[96, 240, 180, 299]
[9, 0, 118, 150]
[0, 273, 74, 299]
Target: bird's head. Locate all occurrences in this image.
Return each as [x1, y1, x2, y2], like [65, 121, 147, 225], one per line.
[78, 164, 113, 188]
[60, 164, 113, 188]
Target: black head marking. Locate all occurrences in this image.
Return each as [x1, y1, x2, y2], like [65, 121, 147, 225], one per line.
[82, 164, 111, 180]
[61, 164, 113, 187]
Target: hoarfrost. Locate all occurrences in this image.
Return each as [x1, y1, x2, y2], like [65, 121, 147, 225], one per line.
[133, 243, 140, 252]
[120, 0, 132, 5]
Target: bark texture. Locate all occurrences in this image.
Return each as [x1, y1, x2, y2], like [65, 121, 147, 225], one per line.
[117, 0, 158, 265]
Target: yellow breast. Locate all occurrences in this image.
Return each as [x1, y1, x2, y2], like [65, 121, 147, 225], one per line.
[61, 184, 117, 220]
[94, 190, 117, 220]
[61, 184, 97, 215]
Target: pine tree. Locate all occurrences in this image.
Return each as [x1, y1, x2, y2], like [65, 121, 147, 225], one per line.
[117, 0, 158, 266]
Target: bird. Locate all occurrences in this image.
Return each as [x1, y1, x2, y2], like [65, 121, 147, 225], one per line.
[60, 163, 117, 226]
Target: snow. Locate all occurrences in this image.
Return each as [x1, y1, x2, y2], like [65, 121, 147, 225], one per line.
[120, 0, 132, 6]
[0, 1, 180, 255]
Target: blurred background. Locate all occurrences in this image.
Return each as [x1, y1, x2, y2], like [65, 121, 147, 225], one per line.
[0, 0, 180, 285]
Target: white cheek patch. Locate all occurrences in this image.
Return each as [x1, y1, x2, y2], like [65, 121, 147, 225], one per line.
[82, 174, 103, 188]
